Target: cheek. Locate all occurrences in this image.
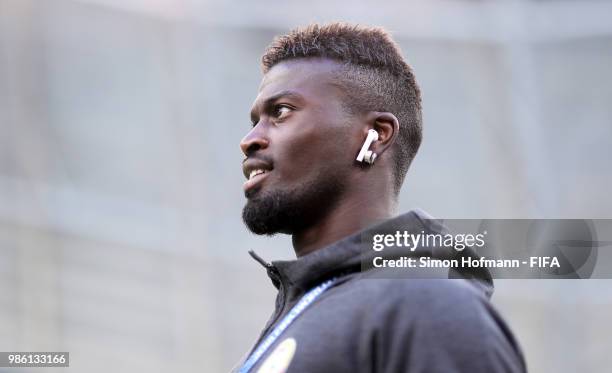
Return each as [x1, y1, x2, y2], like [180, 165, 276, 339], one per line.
[273, 125, 354, 182]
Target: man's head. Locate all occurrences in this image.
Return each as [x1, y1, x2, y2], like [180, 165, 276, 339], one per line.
[241, 23, 422, 235]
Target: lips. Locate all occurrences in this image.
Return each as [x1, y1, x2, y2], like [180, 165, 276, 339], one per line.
[242, 158, 273, 192]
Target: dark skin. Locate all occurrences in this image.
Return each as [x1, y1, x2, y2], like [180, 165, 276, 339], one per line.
[241, 58, 400, 257]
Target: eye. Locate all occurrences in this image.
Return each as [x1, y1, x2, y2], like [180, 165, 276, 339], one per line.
[272, 105, 293, 119]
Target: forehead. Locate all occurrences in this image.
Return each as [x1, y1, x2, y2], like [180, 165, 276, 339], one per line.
[254, 58, 344, 105]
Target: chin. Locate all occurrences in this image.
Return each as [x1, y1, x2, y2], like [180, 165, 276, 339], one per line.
[241, 175, 344, 235]
[242, 187, 300, 235]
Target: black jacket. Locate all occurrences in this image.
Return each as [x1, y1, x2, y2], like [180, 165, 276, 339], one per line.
[233, 210, 527, 373]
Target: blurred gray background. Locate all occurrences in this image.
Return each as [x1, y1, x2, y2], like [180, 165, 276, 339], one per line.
[1, 0, 612, 372]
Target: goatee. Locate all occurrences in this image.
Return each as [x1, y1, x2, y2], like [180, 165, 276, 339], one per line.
[242, 178, 342, 235]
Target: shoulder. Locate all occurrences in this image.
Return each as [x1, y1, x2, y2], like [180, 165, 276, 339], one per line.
[345, 273, 505, 338]
[319, 269, 526, 372]
[352, 269, 490, 310]
[343, 276, 526, 371]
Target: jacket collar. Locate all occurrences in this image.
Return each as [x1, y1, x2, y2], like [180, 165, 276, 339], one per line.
[249, 210, 453, 296]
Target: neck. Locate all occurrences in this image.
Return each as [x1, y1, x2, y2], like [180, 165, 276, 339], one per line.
[292, 187, 396, 257]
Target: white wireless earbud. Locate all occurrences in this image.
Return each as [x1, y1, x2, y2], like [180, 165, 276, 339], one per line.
[356, 129, 379, 164]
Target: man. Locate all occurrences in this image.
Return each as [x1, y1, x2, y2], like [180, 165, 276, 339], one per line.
[236, 23, 526, 373]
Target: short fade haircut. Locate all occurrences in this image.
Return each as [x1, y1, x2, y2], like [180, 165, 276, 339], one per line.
[261, 22, 422, 193]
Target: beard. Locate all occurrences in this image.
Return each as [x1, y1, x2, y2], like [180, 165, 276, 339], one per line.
[242, 173, 344, 235]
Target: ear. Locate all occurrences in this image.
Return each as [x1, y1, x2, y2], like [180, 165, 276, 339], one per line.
[366, 111, 399, 156]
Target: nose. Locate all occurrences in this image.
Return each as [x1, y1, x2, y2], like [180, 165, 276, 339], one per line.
[240, 126, 269, 156]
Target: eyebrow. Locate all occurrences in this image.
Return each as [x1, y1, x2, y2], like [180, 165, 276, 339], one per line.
[250, 90, 304, 124]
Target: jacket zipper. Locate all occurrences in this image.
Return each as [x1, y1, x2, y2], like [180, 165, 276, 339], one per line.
[250, 265, 287, 350]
